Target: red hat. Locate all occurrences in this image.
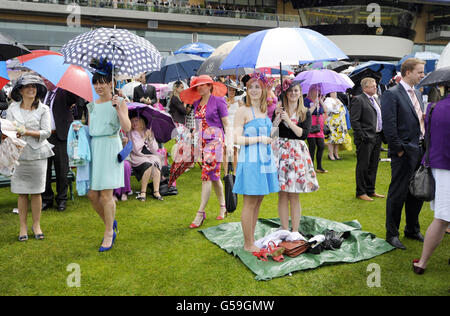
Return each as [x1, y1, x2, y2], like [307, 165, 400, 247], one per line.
[180, 75, 227, 104]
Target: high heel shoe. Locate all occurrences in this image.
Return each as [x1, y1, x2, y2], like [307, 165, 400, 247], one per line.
[189, 211, 206, 229]
[99, 231, 116, 252]
[328, 154, 335, 161]
[136, 192, 146, 202]
[113, 220, 119, 234]
[216, 204, 227, 220]
[31, 227, 45, 240]
[412, 259, 425, 275]
[152, 191, 164, 201]
[334, 154, 342, 160]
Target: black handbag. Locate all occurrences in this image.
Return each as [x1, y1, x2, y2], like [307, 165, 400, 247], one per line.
[310, 124, 321, 134]
[323, 124, 331, 136]
[408, 103, 436, 202]
[223, 162, 237, 213]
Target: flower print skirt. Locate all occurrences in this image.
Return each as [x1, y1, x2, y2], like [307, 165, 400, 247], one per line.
[273, 138, 319, 193]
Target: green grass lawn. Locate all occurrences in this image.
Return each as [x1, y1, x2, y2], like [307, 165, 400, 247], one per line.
[0, 142, 448, 296]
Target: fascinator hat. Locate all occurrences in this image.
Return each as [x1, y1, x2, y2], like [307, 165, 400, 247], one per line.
[275, 78, 305, 97]
[179, 75, 227, 104]
[11, 73, 47, 102]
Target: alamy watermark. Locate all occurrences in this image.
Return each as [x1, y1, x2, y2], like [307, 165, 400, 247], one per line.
[67, 263, 81, 288]
[66, 3, 81, 28]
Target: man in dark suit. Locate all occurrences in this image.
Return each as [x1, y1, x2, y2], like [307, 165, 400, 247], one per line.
[351, 77, 384, 202]
[381, 58, 426, 250]
[42, 79, 78, 211]
[133, 73, 156, 105]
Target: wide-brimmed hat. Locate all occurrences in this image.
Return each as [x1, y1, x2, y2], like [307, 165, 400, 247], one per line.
[179, 75, 227, 104]
[11, 73, 47, 102]
[224, 79, 244, 96]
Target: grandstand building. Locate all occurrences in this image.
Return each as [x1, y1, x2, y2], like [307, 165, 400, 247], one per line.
[0, 0, 448, 59]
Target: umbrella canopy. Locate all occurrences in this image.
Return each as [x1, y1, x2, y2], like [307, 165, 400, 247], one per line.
[220, 27, 348, 70]
[397, 51, 440, 74]
[419, 66, 450, 87]
[348, 68, 382, 95]
[121, 81, 140, 99]
[294, 69, 354, 95]
[436, 42, 450, 69]
[0, 32, 30, 61]
[326, 60, 353, 73]
[127, 102, 176, 143]
[197, 54, 253, 77]
[351, 61, 397, 85]
[210, 40, 239, 57]
[17, 50, 98, 102]
[174, 42, 215, 58]
[61, 27, 162, 77]
[147, 53, 205, 84]
[306, 61, 331, 70]
[0, 61, 10, 89]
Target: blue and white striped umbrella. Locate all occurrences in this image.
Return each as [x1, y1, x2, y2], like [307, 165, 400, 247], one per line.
[220, 27, 348, 70]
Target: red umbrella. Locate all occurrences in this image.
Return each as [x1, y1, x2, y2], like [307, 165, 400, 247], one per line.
[17, 50, 97, 101]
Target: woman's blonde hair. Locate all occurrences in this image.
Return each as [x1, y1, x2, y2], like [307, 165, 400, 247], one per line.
[245, 77, 268, 113]
[282, 83, 307, 122]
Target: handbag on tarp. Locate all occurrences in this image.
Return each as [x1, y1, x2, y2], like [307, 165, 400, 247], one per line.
[223, 162, 237, 213]
[278, 240, 310, 257]
[409, 102, 436, 202]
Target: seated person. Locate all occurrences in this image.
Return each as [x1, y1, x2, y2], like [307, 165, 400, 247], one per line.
[128, 114, 163, 201]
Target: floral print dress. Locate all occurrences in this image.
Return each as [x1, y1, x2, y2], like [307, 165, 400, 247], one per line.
[195, 101, 224, 182]
[274, 116, 319, 193]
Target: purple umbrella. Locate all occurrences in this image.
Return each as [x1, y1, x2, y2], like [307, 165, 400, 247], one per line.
[294, 69, 354, 95]
[127, 102, 177, 143]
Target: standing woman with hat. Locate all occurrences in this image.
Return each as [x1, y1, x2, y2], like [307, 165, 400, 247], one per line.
[7, 74, 54, 241]
[223, 79, 244, 176]
[180, 75, 232, 228]
[272, 79, 319, 233]
[86, 58, 131, 252]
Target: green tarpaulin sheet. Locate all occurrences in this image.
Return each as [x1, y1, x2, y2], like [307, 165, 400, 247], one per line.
[200, 216, 395, 281]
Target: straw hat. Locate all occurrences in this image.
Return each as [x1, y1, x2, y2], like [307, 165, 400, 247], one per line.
[10, 73, 47, 102]
[179, 75, 227, 104]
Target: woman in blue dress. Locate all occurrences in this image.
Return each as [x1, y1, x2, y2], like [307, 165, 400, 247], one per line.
[233, 73, 279, 253]
[87, 59, 131, 252]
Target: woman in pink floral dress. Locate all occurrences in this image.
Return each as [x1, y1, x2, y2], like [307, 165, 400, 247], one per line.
[272, 79, 319, 233]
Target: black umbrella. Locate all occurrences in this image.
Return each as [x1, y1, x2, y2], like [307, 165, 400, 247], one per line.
[326, 60, 352, 73]
[0, 32, 30, 61]
[348, 68, 382, 95]
[419, 66, 450, 87]
[196, 54, 253, 77]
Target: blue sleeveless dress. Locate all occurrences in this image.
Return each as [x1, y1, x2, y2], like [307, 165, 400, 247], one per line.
[233, 108, 279, 195]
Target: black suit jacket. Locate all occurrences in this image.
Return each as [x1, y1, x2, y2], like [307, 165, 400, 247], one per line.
[381, 83, 424, 158]
[133, 84, 157, 104]
[49, 88, 78, 141]
[350, 93, 380, 144]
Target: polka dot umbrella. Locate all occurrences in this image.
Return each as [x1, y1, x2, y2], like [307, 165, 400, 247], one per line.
[61, 28, 162, 78]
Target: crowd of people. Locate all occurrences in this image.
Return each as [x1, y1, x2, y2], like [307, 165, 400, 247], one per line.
[0, 56, 448, 274]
